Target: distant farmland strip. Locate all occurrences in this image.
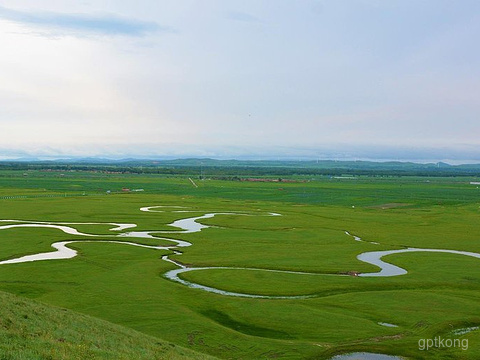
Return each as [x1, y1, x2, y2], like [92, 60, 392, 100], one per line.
[0, 193, 108, 200]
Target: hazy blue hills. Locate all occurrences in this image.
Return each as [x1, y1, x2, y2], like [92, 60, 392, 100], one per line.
[1, 158, 480, 177]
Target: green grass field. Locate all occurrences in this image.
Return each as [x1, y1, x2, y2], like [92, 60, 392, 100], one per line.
[0, 290, 215, 360]
[0, 170, 480, 359]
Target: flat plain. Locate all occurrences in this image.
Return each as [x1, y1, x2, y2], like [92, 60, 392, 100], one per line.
[0, 169, 479, 359]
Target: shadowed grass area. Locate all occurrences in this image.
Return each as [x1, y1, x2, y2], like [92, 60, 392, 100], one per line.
[200, 310, 294, 339]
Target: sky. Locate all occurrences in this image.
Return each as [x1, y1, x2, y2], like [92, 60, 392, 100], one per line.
[0, 0, 479, 162]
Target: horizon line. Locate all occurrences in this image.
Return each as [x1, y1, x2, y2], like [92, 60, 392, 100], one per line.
[1, 155, 480, 166]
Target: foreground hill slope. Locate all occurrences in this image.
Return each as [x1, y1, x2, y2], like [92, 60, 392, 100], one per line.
[0, 290, 215, 360]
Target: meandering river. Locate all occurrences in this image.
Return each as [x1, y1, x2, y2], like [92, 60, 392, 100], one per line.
[1, 208, 480, 299]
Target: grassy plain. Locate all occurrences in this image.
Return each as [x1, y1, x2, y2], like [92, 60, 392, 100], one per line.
[0, 290, 215, 360]
[0, 170, 480, 359]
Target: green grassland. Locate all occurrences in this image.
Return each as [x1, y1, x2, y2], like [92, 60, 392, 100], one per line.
[0, 170, 480, 359]
[0, 290, 215, 360]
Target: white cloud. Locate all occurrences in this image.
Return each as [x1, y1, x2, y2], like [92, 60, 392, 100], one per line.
[0, 0, 480, 161]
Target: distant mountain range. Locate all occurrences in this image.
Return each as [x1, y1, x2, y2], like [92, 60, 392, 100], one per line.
[2, 157, 480, 176]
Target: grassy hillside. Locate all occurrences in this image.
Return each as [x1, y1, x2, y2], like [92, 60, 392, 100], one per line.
[0, 290, 215, 360]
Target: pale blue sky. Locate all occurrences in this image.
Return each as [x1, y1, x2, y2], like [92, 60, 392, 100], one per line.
[0, 1, 479, 161]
